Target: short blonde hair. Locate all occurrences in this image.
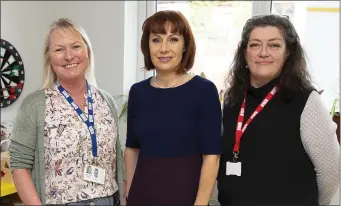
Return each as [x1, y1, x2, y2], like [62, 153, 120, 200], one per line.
[42, 18, 97, 89]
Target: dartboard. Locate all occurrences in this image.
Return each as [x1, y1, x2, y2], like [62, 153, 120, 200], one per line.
[0, 39, 25, 108]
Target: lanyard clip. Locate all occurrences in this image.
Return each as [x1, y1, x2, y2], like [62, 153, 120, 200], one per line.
[233, 151, 239, 162]
[93, 157, 98, 165]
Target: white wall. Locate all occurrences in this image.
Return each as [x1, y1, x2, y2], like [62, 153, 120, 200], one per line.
[1, 1, 128, 121]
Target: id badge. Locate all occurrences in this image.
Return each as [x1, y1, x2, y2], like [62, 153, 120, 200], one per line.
[226, 161, 241, 176]
[83, 164, 106, 184]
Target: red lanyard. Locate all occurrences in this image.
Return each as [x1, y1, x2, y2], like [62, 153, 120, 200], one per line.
[233, 86, 279, 160]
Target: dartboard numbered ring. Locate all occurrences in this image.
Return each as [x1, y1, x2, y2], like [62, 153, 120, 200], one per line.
[0, 39, 25, 108]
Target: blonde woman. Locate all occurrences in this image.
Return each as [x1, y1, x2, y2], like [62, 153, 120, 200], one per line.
[9, 18, 125, 205]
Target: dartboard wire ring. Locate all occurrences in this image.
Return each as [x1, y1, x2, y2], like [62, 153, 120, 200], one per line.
[0, 39, 25, 108]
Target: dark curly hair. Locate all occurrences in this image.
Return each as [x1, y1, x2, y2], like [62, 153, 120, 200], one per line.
[225, 14, 314, 107]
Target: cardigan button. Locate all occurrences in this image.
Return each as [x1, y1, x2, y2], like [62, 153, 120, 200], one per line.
[89, 201, 95, 205]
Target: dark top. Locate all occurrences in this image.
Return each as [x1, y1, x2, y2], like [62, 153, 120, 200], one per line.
[217, 78, 318, 206]
[126, 75, 222, 206]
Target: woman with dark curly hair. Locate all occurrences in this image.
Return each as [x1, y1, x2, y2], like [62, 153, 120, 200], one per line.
[217, 14, 339, 206]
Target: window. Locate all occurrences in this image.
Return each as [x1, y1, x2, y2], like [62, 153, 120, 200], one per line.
[155, 1, 254, 93]
[272, 1, 340, 111]
[271, 1, 295, 19]
[138, 1, 339, 111]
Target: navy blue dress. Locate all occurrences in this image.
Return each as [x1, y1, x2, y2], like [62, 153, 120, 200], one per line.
[126, 75, 222, 206]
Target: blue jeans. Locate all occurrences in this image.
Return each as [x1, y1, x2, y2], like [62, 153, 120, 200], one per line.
[66, 192, 120, 206]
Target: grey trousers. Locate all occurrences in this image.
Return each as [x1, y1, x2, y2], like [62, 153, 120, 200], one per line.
[66, 192, 120, 206]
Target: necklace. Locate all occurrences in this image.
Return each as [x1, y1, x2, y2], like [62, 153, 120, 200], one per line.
[154, 73, 186, 88]
[80, 93, 87, 106]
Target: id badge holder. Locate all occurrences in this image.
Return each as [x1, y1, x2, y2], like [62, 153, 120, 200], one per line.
[226, 161, 241, 176]
[83, 158, 106, 184]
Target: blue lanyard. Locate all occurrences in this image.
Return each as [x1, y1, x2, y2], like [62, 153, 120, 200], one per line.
[57, 82, 98, 158]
